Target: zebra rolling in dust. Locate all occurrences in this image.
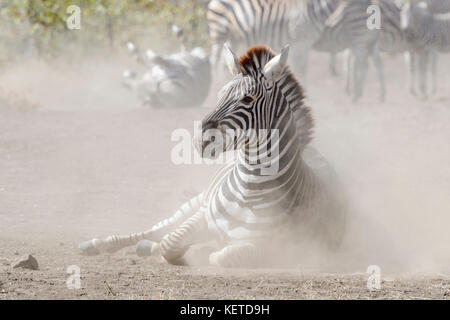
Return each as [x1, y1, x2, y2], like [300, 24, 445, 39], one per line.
[122, 32, 211, 108]
[79, 45, 347, 268]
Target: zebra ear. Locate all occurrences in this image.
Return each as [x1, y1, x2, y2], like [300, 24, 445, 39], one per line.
[263, 45, 290, 80]
[223, 44, 240, 76]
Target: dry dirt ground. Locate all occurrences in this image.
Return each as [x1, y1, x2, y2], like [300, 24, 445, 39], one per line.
[0, 52, 449, 299]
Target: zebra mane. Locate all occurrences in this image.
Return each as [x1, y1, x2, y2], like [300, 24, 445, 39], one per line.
[238, 46, 314, 148]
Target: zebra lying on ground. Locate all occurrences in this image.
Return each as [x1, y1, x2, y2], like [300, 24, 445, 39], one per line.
[79, 45, 347, 267]
[122, 37, 211, 108]
[401, 0, 450, 98]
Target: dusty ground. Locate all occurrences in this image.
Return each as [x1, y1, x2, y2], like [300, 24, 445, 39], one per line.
[0, 52, 449, 299]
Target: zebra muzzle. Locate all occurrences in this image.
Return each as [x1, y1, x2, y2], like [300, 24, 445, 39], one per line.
[192, 120, 226, 159]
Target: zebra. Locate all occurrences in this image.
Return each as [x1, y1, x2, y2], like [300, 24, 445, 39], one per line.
[207, 0, 396, 102]
[122, 44, 211, 108]
[79, 45, 347, 267]
[312, 0, 399, 103]
[324, 0, 439, 102]
[207, 0, 341, 81]
[122, 25, 211, 108]
[401, 0, 450, 98]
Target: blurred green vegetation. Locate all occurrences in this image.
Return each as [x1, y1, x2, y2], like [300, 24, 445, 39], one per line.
[0, 0, 210, 66]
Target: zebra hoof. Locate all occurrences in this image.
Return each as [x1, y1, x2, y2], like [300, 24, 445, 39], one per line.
[78, 240, 100, 256]
[136, 240, 153, 257]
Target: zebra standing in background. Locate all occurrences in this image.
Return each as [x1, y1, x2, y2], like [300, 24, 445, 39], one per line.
[323, 0, 440, 102]
[401, 0, 450, 98]
[313, 0, 387, 102]
[79, 45, 347, 267]
[207, 0, 341, 81]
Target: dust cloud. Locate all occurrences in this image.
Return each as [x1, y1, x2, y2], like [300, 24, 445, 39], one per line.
[0, 42, 449, 277]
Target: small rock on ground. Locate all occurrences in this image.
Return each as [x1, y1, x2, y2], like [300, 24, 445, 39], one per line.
[13, 254, 39, 270]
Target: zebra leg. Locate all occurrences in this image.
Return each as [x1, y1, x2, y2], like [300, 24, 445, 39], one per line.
[430, 50, 438, 97]
[78, 193, 204, 255]
[160, 209, 214, 265]
[406, 51, 418, 96]
[329, 53, 339, 77]
[210, 42, 224, 71]
[344, 50, 353, 97]
[290, 43, 309, 86]
[351, 48, 369, 103]
[209, 243, 264, 268]
[418, 50, 430, 99]
[372, 49, 386, 103]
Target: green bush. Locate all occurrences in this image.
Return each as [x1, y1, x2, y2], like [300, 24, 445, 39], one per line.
[0, 0, 210, 66]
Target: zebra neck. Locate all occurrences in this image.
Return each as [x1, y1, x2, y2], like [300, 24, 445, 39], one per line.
[232, 133, 313, 214]
[235, 109, 303, 192]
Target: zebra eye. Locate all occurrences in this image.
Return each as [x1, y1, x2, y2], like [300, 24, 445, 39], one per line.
[241, 95, 254, 104]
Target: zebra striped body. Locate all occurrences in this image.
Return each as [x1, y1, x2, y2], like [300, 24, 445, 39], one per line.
[80, 45, 346, 267]
[401, 0, 450, 97]
[313, 0, 387, 102]
[207, 0, 341, 79]
[403, 0, 450, 53]
[320, 0, 444, 101]
[208, 0, 297, 51]
[123, 45, 211, 108]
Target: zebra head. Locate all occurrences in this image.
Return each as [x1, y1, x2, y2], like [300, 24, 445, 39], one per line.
[194, 45, 312, 160]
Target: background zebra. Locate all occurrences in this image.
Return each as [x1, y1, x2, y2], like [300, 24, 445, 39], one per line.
[122, 32, 211, 108]
[79, 45, 347, 267]
[206, 0, 404, 102]
[335, 0, 416, 102]
[327, 0, 448, 101]
[313, 0, 386, 102]
[207, 0, 341, 82]
[401, 0, 450, 98]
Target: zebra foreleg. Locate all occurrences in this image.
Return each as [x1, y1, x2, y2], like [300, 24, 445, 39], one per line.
[210, 42, 224, 71]
[209, 243, 264, 268]
[78, 193, 204, 255]
[372, 49, 386, 103]
[430, 50, 438, 97]
[406, 51, 418, 96]
[344, 50, 353, 97]
[290, 43, 309, 86]
[160, 209, 214, 265]
[329, 53, 339, 77]
[351, 48, 369, 103]
[418, 49, 430, 99]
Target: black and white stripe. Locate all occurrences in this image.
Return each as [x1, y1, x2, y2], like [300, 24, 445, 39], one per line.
[312, 0, 390, 102]
[80, 45, 346, 267]
[401, 0, 450, 97]
[123, 42, 211, 108]
[207, 0, 341, 78]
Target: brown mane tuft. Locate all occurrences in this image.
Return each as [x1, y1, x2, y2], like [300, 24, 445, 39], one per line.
[238, 46, 274, 74]
[238, 45, 314, 149]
